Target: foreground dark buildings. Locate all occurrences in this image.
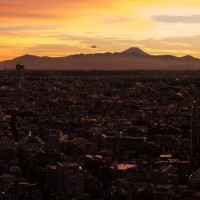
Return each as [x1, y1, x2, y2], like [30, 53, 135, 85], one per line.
[1, 69, 200, 199]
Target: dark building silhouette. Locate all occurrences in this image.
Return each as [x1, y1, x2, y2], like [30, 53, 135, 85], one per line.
[16, 63, 24, 82]
[191, 101, 200, 159]
[47, 162, 84, 200]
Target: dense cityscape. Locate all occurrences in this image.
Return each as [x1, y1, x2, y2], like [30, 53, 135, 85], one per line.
[1, 65, 200, 199]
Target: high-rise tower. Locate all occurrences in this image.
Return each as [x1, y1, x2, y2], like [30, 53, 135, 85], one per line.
[16, 63, 24, 82]
[47, 162, 84, 200]
[191, 101, 200, 160]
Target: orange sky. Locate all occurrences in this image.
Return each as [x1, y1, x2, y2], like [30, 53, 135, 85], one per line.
[1, 0, 200, 61]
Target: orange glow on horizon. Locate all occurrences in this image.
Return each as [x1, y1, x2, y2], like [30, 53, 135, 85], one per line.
[0, 0, 200, 61]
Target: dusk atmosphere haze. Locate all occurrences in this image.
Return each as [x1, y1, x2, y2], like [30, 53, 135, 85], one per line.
[1, 0, 200, 66]
[2, 1, 200, 200]
[1, 48, 200, 70]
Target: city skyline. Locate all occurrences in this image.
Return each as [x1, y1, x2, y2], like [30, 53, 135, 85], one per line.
[1, 0, 200, 61]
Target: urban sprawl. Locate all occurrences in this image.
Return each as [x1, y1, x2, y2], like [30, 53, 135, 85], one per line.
[1, 66, 200, 200]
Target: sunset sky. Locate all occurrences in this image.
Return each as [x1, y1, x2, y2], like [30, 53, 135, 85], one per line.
[1, 0, 200, 61]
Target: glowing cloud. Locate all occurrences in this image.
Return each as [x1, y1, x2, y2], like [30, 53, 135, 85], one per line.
[0, 0, 200, 60]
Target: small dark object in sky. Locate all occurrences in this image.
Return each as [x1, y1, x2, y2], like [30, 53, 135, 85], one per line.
[91, 46, 97, 48]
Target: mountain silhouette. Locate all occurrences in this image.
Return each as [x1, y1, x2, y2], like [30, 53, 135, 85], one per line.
[0, 48, 200, 70]
[122, 47, 149, 56]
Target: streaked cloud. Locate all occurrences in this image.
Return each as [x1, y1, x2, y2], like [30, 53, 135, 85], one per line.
[152, 15, 200, 23]
[0, 0, 200, 61]
[0, 25, 57, 32]
[99, 15, 132, 24]
[131, 36, 200, 57]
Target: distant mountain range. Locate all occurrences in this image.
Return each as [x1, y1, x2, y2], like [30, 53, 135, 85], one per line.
[0, 47, 200, 70]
